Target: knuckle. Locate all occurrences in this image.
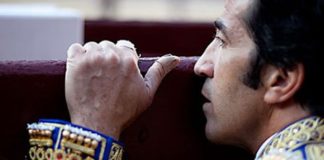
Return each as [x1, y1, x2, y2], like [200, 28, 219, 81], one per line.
[124, 56, 137, 71]
[91, 53, 106, 64]
[84, 41, 98, 50]
[99, 40, 114, 46]
[107, 52, 120, 65]
[155, 62, 166, 77]
[67, 43, 83, 56]
[79, 53, 104, 68]
[84, 41, 97, 46]
[100, 40, 116, 51]
[68, 43, 81, 51]
[157, 67, 165, 79]
[124, 55, 135, 64]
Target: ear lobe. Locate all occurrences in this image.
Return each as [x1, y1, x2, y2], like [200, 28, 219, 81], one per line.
[263, 64, 304, 104]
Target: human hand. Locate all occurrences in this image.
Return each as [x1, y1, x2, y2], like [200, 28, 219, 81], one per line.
[65, 40, 179, 139]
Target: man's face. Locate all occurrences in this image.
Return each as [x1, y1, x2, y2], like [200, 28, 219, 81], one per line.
[194, 0, 266, 147]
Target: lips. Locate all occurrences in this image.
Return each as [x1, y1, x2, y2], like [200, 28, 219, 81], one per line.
[202, 102, 212, 117]
[201, 88, 212, 116]
[201, 89, 211, 103]
[202, 94, 210, 103]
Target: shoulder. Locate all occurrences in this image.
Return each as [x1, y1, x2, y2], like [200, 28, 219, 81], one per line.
[257, 116, 324, 160]
[260, 143, 324, 160]
[304, 143, 324, 160]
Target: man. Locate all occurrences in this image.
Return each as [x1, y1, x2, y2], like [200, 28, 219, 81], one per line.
[27, 0, 323, 159]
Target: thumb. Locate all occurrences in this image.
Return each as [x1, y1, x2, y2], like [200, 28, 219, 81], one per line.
[144, 55, 180, 97]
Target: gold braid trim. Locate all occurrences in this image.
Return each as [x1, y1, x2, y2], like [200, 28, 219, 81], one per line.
[259, 116, 324, 159]
[27, 122, 118, 160]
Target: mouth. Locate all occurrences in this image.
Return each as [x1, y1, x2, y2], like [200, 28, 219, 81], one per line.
[201, 89, 212, 116]
[202, 95, 211, 104]
[201, 89, 211, 104]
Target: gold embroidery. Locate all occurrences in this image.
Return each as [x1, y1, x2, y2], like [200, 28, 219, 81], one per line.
[45, 148, 54, 160]
[42, 123, 106, 160]
[29, 138, 53, 147]
[67, 153, 82, 160]
[260, 150, 303, 160]
[258, 116, 324, 159]
[62, 141, 95, 156]
[28, 122, 122, 160]
[109, 143, 123, 160]
[99, 138, 106, 160]
[36, 147, 45, 160]
[54, 149, 66, 159]
[305, 144, 324, 160]
[260, 154, 288, 160]
[29, 147, 37, 160]
[85, 156, 95, 160]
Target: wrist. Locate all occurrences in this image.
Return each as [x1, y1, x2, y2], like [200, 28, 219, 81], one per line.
[71, 117, 122, 140]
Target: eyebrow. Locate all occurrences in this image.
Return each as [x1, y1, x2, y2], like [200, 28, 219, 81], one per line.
[214, 20, 226, 32]
[214, 19, 230, 41]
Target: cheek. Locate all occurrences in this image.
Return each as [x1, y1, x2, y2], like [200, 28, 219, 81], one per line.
[209, 51, 253, 112]
[212, 52, 246, 91]
[217, 47, 254, 81]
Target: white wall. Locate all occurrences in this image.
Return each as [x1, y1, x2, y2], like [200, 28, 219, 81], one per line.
[0, 5, 83, 60]
[0, 0, 224, 60]
[0, 0, 224, 21]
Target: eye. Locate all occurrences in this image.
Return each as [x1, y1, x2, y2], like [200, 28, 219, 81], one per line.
[213, 29, 225, 47]
[213, 34, 225, 47]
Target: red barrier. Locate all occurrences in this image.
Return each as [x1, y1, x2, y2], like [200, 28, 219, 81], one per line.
[0, 58, 252, 159]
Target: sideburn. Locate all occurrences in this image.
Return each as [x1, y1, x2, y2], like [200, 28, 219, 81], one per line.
[241, 49, 265, 90]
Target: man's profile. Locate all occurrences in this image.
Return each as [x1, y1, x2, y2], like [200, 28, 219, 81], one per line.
[27, 0, 324, 159]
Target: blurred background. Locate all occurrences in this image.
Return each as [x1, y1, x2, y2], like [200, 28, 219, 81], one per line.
[0, 0, 224, 22]
[0, 0, 224, 60]
[0, 1, 254, 160]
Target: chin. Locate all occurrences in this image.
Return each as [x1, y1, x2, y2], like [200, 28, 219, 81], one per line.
[205, 131, 230, 145]
[204, 121, 218, 143]
[205, 130, 225, 144]
[204, 122, 230, 145]
[204, 131, 215, 142]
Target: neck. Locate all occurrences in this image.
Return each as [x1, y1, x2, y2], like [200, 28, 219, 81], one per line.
[247, 102, 310, 154]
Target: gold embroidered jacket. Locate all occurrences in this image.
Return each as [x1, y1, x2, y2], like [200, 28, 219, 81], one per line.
[256, 116, 324, 160]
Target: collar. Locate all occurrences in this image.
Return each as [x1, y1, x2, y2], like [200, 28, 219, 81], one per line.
[254, 116, 324, 159]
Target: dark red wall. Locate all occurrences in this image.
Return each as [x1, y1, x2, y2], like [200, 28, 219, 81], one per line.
[84, 21, 214, 57]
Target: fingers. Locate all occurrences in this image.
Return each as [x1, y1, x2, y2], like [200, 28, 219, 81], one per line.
[99, 40, 118, 55]
[144, 55, 180, 96]
[116, 40, 136, 52]
[116, 40, 140, 60]
[115, 40, 140, 71]
[68, 41, 103, 59]
[84, 41, 102, 54]
[68, 40, 137, 57]
[67, 43, 85, 58]
[67, 40, 140, 72]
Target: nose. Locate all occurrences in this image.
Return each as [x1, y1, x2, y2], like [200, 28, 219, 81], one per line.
[194, 55, 214, 77]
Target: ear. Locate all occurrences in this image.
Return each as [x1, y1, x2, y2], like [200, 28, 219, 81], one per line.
[263, 64, 304, 104]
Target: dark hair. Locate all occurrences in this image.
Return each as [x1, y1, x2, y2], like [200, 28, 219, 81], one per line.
[243, 0, 324, 116]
